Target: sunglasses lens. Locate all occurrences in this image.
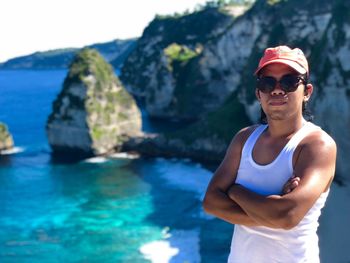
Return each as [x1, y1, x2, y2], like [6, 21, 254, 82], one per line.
[257, 77, 276, 93]
[257, 75, 303, 93]
[279, 75, 301, 92]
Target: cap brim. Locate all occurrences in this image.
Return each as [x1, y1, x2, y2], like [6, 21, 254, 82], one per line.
[254, 59, 307, 75]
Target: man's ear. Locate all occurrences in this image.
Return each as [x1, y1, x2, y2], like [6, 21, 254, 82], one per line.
[255, 89, 261, 101]
[304, 84, 313, 102]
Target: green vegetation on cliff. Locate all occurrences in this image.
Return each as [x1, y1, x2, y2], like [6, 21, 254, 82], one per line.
[0, 122, 14, 150]
[61, 48, 135, 127]
[148, 7, 235, 44]
[0, 123, 11, 141]
[121, 6, 236, 120]
[65, 48, 117, 90]
[121, 6, 235, 85]
[48, 48, 119, 123]
[163, 43, 207, 116]
[164, 44, 199, 65]
[266, 0, 284, 5]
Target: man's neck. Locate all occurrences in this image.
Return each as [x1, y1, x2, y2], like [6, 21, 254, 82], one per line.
[265, 117, 306, 139]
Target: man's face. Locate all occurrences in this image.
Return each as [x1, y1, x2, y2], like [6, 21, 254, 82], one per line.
[255, 63, 312, 122]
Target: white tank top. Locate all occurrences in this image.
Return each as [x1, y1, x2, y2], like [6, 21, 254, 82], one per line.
[228, 122, 329, 263]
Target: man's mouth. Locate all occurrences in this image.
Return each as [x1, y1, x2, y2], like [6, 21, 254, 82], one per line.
[268, 99, 287, 106]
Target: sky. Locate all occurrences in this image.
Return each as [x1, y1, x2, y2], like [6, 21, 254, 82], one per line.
[0, 0, 209, 62]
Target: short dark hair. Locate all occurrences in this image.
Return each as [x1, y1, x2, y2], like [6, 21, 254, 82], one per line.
[259, 75, 313, 124]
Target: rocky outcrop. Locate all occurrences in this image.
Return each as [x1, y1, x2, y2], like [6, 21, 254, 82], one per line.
[46, 48, 141, 156]
[0, 39, 137, 70]
[0, 122, 14, 152]
[120, 6, 239, 120]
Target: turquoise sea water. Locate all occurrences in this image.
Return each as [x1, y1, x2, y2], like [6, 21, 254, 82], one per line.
[0, 70, 232, 262]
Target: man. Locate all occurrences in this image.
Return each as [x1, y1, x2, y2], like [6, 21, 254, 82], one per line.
[203, 46, 336, 263]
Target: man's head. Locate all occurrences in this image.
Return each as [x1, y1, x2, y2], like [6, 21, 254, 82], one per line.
[254, 46, 309, 77]
[254, 46, 313, 123]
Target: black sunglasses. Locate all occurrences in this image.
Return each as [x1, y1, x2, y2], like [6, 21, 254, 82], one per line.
[256, 74, 306, 93]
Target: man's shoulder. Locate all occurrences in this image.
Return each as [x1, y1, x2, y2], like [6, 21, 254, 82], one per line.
[235, 124, 260, 139]
[225, 124, 261, 157]
[232, 124, 261, 146]
[302, 123, 337, 152]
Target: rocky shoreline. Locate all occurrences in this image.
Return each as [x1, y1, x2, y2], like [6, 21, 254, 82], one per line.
[122, 133, 227, 165]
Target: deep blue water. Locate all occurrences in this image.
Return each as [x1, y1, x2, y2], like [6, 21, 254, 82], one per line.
[0, 70, 232, 262]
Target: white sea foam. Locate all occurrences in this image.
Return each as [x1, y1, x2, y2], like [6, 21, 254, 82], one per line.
[0, 146, 25, 155]
[109, 152, 140, 159]
[140, 241, 179, 263]
[84, 157, 108, 163]
[140, 228, 201, 263]
[155, 159, 213, 201]
[153, 159, 215, 220]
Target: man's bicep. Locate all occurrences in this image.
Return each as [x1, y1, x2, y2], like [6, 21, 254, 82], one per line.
[283, 133, 336, 218]
[206, 141, 240, 192]
[206, 127, 251, 192]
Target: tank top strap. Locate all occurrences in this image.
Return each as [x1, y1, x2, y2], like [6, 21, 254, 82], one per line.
[284, 121, 321, 153]
[241, 124, 268, 158]
[277, 122, 321, 173]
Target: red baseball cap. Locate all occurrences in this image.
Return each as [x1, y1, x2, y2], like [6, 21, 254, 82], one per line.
[254, 46, 309, 76]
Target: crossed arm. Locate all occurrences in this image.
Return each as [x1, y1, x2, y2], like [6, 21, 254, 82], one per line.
[202, 127, 336, 230]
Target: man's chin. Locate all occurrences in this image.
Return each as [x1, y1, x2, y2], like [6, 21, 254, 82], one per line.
[267, 113, 287, 121]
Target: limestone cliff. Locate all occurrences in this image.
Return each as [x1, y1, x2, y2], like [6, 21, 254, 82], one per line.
[193, 0, 348, 180]
[120, 6, 238, 120]
[191, 0, 335, 125]
[0, 122, 14, 152]
[123, 0, 350, 182]
[46, 48, 141, 156]
[311, 1, 350, 180]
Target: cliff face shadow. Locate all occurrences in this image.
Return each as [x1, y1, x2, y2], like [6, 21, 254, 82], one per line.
[49, 150, 94, 164]
[129, 158, 233, 263]
[0, 155, 12, 166]
[145, 181, 232, 263]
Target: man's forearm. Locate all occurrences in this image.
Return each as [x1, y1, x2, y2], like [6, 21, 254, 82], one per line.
[203, 189, 264, 226]
[228, 184, 292, 229]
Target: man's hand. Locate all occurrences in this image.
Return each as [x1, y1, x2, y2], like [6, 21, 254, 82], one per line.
[282, 175, 300, 195]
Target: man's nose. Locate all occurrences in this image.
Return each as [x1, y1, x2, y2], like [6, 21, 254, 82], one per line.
[271, 83, 285, 95]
